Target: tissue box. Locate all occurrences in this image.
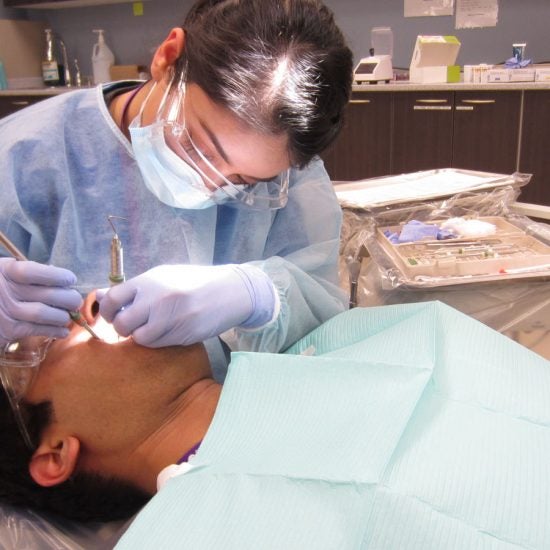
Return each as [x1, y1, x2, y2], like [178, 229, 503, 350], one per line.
[409, 35, 461, 84]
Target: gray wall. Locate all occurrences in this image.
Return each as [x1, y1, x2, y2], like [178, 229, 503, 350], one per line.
[2, 0, 550, 80]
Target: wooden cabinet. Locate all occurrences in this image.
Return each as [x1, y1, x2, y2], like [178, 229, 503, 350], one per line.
[518, 91, 550, 206]
[0, 95, 50, 118]
[453, 91, 521, 174]
[321, 92, 391, 181]
[392, 91, 454, 173]
[391, 90, 521, 175]
[323, 87, 550, 206]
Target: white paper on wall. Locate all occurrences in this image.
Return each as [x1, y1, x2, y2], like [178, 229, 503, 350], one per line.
[455, 0, 498, 28]
[404, 0, 454, 17]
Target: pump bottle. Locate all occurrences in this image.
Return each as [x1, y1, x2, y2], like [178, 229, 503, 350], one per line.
[42, 29, 65, 87]
[92, 29, 115, 85]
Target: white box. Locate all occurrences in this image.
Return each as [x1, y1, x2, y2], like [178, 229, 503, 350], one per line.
[487, 68, 510, 83]
[535, 67, 550, 82]
[409, 36, 461, 84]
[463, 64, 493, 84]
[509, 68, 535, 82]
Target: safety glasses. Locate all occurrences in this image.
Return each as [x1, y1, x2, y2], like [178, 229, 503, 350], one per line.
[0, 336, 53, 449]
[155, 72, 290, 210]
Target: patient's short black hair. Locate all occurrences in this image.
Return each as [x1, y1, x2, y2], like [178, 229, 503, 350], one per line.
[0, 390, 149, 523]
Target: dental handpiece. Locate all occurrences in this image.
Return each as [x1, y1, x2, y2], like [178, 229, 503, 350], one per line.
[109, 232, 125, 285]
[108, 216, 126, 286]
[0, 230, 101, 340]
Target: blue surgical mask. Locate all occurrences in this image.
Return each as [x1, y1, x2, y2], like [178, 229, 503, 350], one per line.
[129, 117, 221, 210]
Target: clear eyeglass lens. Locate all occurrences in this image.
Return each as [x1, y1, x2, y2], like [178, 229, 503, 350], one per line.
[1, 336, 53, 389]
[157, 77, 289, 209]
[0, 337, 54, 449]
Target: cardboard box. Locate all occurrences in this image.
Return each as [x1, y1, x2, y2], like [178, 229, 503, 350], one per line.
[110, 65, 142, 80]
[409, 35, 461, 84]
[0, 19, 46, 82]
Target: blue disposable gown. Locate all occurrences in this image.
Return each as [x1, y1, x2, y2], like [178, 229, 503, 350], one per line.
[0, 85, 347, 378]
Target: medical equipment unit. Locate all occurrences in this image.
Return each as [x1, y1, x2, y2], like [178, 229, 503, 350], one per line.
[0, 229, 100, 340]
[354, 52, 393, 84]
[108, 215, 126, 285]
[354, 27, 394, 84]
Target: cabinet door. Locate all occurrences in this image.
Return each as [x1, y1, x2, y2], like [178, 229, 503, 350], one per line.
[519, 91, 550, 206]
[320, 92, 391, 181]
[453, 91, 521, 174]
[392, 91, 454, 174]
[0, 95, 48, 118]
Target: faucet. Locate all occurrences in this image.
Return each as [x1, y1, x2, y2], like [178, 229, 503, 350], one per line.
[73, 58, 82, 87]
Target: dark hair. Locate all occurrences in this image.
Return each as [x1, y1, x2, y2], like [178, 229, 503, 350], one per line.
[175, 0, 353, 167]
[0, 390, 149, 522]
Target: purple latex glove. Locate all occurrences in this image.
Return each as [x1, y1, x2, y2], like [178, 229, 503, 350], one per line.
[98, 263, 276, 348]
[398, 220, 439, 243]
[0, 258, 83, 346]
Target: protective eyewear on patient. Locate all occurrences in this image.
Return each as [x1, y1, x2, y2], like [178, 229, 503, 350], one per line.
[156, 73, 290, 210]
[0, 336, 54, 449]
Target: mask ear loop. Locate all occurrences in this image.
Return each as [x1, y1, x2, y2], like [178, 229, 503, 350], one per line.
[133, 73, 177, 127]
[155, 69, 187, 127]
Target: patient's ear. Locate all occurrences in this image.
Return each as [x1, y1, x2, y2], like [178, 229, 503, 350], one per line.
[29, 436, 80, 487]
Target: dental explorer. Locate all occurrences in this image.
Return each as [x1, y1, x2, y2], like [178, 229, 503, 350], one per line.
[0, 229, 101, 340]
[108, 216, 126, 285]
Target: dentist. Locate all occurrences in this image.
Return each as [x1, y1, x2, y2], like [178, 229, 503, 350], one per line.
[0, 0, 353, 379]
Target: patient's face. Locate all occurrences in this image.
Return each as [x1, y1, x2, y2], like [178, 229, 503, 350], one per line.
[23, 316, 210, 453]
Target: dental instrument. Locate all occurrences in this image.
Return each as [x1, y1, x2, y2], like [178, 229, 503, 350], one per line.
[0, 230, 101, 340]
[108, 215, 126, 285]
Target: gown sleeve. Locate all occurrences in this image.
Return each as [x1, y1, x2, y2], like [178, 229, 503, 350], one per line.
[221, 157, 348, 353]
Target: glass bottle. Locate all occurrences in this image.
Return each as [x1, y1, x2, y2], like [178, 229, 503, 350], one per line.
[41, 29, 65, 87]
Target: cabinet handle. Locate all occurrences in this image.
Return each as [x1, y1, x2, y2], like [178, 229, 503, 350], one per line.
[460, 99, 496, 104]
[415, 99, 449, 104]
[413, 105, 452, 111]
[350, 99, 371, 104]
[11, 101, 30, 106]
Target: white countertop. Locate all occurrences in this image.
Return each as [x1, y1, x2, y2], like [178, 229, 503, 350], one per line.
[0, 86, 93, 96]
[353, 80, 550, 92]
[2, 81, 550, 98]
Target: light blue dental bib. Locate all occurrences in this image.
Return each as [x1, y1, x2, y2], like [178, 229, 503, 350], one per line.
[117, 301, 550, 549]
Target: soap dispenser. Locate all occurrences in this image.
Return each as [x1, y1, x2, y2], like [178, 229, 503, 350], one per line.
[92, 29, 115, 85]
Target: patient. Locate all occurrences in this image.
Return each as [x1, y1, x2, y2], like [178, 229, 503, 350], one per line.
[0, 315, 220, 522]
[1, 301, 549, 549]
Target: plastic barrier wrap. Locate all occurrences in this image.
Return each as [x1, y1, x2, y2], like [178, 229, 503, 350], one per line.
[0, 504, 131, 549]
[337, 169, 550, 358]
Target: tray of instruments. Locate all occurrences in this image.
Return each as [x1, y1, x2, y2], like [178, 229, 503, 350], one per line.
[376, 216, 550, 287]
